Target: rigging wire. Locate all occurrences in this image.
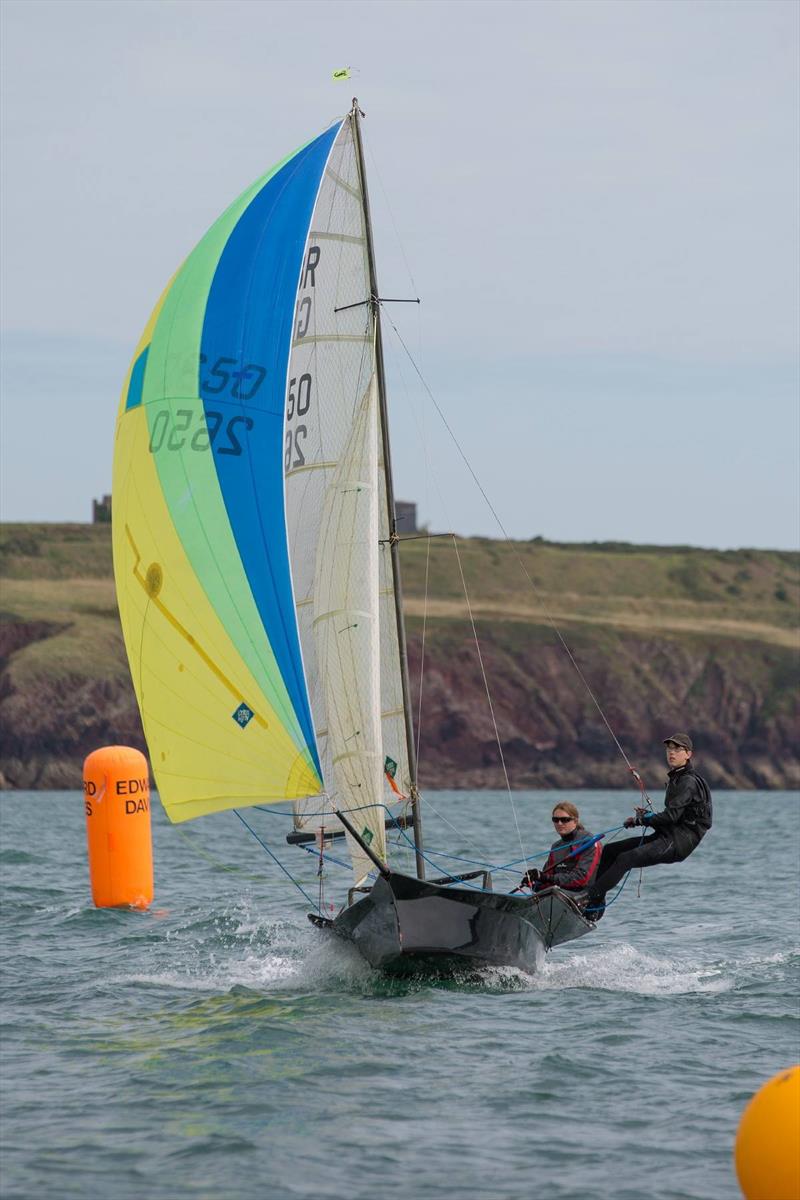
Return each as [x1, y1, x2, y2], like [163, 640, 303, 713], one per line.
[415, 516, 432, 770]
[230, 798, 641, 916]
[250, 799, 627, 888]
[361, 129, 420, 301]
[380, 333, 501, 864]
[450, 533, 530, 870]
[233, 811, 318, 909]
[172, 822, 274, 885]
[381, 306, 650, 804]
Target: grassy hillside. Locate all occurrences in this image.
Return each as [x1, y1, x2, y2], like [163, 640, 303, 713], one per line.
[398, 535, 798, 646]
[1, 526, 122, 683]
[0, 523, 798, 789]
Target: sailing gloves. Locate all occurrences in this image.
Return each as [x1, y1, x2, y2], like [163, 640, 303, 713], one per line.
[519, 868, 540, 889]
[624, 808, 653, 828]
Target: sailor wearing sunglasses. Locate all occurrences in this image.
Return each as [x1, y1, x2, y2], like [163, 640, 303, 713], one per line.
[519, 802, 601, 894]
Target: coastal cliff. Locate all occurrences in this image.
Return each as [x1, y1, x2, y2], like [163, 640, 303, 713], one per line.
[1, 524, 797, 790]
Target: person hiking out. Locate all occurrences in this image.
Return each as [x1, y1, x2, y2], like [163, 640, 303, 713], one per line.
[520, 802, 601, 895]
[583, 733, 712, 920]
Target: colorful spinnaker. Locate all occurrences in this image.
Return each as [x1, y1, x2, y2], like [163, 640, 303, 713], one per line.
[113, 113, 414, 883]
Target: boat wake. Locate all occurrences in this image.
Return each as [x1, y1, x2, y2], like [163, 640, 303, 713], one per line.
[528, 942, 732, 995]
[115, 898, 799, 1001]
[118, 900, 372, 995]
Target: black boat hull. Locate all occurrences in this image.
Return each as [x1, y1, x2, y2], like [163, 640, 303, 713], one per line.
[312, 872, 594, 974]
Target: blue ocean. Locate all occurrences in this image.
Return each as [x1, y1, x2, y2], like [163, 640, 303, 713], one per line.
[2, 790, 798, 1200]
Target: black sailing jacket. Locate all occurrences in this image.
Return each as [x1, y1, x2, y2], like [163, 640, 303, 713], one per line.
[537, 823, 602, 891]
[644, 763, 712, 861]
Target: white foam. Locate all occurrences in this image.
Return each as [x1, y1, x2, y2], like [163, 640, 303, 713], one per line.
[117, 900, 376, 995]
[529, 942, 733, 995]
[115, 897, 800, 998]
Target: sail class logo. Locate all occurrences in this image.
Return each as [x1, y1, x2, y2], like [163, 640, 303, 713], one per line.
[232, 702, 254, 728]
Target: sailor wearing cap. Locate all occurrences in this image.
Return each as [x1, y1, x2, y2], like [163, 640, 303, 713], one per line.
[583, 733, 712, 920]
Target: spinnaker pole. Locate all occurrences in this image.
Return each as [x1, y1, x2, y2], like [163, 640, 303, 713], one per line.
[350, 99, 425, 880]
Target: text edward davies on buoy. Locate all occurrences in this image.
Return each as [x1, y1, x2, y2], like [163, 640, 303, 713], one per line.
[84, 746, 154, 909]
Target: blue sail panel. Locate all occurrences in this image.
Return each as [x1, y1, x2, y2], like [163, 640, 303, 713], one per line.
[198, 122, 342, 771]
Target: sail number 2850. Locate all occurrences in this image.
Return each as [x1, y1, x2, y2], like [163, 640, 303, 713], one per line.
[148, 409, 253, 456]
[285, 373, 312, 471]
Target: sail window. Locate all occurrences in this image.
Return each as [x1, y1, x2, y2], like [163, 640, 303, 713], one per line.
[125, 346, 149, 411]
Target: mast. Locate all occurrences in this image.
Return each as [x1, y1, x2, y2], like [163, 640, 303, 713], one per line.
[350, 99, 425, 880]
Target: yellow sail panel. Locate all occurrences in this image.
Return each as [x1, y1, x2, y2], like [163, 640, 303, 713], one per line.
[113, 404, 320, 823]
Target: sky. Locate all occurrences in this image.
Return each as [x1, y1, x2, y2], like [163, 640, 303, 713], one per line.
[1, 0, 798, 548]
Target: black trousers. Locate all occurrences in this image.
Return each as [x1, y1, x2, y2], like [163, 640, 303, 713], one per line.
[590, 833, 678, 903]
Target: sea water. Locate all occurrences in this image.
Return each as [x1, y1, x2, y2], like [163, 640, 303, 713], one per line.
[1, 790, 798, 1200]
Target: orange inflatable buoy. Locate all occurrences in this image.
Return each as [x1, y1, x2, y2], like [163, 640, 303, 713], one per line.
[735, 1065, 800, 1200]
[84, 745, 154, 909]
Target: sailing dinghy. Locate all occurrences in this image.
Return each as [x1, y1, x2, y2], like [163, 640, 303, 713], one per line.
[113, 101, 595, 974]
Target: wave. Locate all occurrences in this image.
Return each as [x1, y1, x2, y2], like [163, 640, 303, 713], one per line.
[110, 896, 800, 1002]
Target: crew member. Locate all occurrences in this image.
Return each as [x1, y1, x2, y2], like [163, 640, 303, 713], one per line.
[584, 733, 712, 920]
[520, 802, 601, 894]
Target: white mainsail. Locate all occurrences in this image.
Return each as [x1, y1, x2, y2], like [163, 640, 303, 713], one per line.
[284, 118, 409, 880]
[313, 375, 383, 885]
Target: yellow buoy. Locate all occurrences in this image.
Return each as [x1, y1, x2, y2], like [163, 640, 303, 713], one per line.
[735, 1065, 800, 1200]
[83, 745, 154, 909]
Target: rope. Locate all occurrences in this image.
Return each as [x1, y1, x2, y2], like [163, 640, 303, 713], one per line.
[496, 825, 627, 872]
[297, 843, 381, 883]
[233, 810, 318, 909]
[415, 522, 432, 770]
[414, 846, 530, 873]
[362, 129, 420, 300]
[390, 824, 495, 891]
[173, 822, 282, 886]
[404, 788, 500, 865]
[228, 802, 643, 920]
[379, 334, 493, 866]
[293, 823, 627, 890]
[254, 796, 485, 859]
[585, 859, 643, 911]
[248, 800, 631, 888]
[381, 308, 650, 802]
[451, 533, 530, 872]
[584, 824, 648, 913]
[298, 842, 351, 870]
[253, 801, 404, 820]
[584, 873, 631, 912]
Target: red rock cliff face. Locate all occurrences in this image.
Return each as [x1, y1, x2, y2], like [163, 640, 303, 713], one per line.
[406, 622, 799, 792]
[1, 615, 795, 791]
[0, 621, 146, 789]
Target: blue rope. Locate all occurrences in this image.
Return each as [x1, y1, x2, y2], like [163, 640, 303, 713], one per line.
[252, 802, 626, 877]
[390, 820, 632, 906]
[603, 870, 633, 907]
[297, 842, 351, 871]
[495, 826, 627, 872]
[244, 802, 638, 907]
[252, 801, 412, 822]
[233, 810, 318, 909]
[584, 826, 648, 913]
[584, 871, 631, 913]
[386, 824, 506, 892]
